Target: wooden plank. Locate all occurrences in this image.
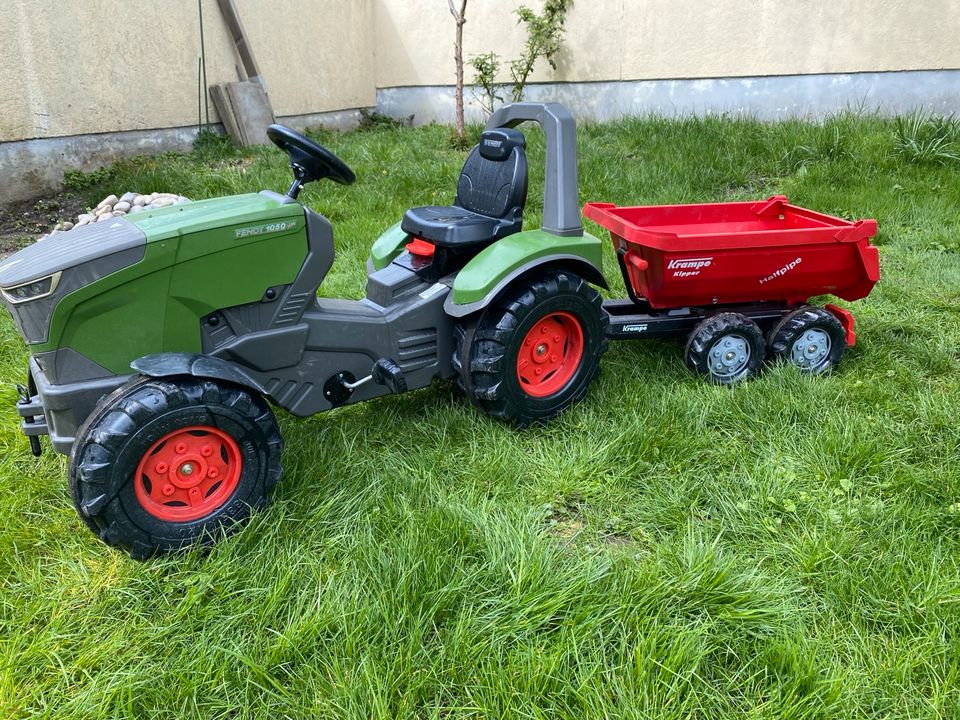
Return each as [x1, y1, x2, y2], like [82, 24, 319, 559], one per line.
[211, 81, 274, 147]
[209, 83, 241, 142]
[216, 0, 264, 89]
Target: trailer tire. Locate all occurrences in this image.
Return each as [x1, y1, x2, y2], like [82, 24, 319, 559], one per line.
[68, 375, 282, 560]
[768, 306, 845, 374]
[685, 312, 765, 384]
[456, 270, 608, 426]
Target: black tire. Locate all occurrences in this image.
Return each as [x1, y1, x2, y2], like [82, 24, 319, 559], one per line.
[768, 306, 846, 374]
[68, 375, 283, 559]
[455, 270, 608, 426]
[685, 312, 765, 384]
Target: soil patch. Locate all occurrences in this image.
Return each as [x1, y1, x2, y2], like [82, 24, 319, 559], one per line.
[0, 193, 88, 258]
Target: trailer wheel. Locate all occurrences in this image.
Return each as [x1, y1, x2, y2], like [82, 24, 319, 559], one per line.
[456, 270, 608, 426]
[685, 312, 765, 384]
[768, 306, 846, 374]
[68, 375, 282, 560]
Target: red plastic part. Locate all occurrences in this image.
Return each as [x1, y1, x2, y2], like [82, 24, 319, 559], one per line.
[134, 425, 243, 522]
[406, 237, 436, 258]
[515, 311, 584, 397]
[583, 196, 880, 310]
[825, 304, 857, 346]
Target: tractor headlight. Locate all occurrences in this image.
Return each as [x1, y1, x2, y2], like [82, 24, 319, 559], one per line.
[1, 272, 61, 304]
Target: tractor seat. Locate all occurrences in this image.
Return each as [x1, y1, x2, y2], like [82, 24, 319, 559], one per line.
[402, 128, 527, 249]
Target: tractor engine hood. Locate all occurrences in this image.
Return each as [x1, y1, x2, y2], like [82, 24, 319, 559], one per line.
[0, 218, 146, 345]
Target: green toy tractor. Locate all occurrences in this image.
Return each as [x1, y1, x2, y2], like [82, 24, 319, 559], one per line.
[1, 103, 610, 558]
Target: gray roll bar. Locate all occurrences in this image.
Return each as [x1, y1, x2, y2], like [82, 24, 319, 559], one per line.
[485, 102, 582, 237]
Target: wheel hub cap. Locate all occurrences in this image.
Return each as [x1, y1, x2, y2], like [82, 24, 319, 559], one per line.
[134, 426, 243, 522]
[791, 329, 831, 369]
[516, 311, 585, 398]
[708, 334, 751, 379]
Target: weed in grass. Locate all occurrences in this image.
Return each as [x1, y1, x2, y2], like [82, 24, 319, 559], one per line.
[2, 113, 960, 719]
[893, 110, 960, 165]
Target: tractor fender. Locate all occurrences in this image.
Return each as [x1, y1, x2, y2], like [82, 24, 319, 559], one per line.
[445, 228, 607, 319]
[130, 353, 269, 397]
[444, 253, 608, 319]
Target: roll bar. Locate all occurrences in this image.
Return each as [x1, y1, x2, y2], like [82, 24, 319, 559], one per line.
[485, 102, 582, 237]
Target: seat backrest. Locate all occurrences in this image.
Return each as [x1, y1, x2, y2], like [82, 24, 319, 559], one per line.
[455, 128, 527, 219]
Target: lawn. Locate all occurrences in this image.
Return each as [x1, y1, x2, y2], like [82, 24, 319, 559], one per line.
[2, 111, 959, 719]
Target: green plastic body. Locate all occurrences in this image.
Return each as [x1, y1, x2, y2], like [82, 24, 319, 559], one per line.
[451, 229, 604, 305]
[369, 222, 409, 270]
[38, 194, 307, 375]
[369, 224, 605, 307]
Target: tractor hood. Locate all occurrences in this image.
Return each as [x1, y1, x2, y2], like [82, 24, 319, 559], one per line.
[124, 193, 298, 241]
[0, 218, 146, 289]
[0, 219, 147, 345]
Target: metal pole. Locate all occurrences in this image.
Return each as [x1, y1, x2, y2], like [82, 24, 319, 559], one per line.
[199, 0, 210, 128]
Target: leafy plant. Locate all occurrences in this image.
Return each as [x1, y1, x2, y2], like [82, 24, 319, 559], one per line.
[193, 129, 236, 159]
[62, 166, 116, 193]
[469, 0, 573, 117]
[509, 0, 573, 102]
[469, 52, 504, 117]
[782, 126, 850, 172]
[893, 110, 960, 165]
[358, 108, 411, 132]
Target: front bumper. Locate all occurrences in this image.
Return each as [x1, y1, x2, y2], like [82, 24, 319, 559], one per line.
[16, 357, 130, 456]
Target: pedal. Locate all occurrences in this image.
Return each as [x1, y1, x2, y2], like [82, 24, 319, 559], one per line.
[371, 358, 407, 394]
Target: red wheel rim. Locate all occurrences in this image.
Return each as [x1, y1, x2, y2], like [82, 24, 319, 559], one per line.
[515, 311, 585, 398]
[134, 426, 243, 522]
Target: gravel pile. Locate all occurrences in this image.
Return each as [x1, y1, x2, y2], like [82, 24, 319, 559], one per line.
[45, 192, 191, 238]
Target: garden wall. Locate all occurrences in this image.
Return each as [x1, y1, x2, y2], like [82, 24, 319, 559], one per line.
[2, 0, 959, 202]
[375, 0, 960, 123]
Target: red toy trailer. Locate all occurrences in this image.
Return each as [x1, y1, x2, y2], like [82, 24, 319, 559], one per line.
[586, 195, 880, 383]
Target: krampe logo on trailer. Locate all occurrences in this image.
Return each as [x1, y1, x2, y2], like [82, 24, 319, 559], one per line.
[668, 256, 713, 277]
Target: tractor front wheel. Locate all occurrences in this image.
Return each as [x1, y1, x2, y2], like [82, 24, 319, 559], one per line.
[455, 270, 608, 426]
[68, 376, 282, 559]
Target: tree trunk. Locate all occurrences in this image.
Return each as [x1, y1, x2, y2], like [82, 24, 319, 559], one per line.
[448, 0, 467, 141]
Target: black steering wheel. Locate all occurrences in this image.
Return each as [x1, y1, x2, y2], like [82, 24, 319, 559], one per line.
[266, 124, 356, 198]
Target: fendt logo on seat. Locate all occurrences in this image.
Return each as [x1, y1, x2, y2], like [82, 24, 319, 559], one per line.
[667, 256, 713, 278]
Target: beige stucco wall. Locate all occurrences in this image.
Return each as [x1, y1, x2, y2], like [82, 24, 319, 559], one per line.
[374, 0, 960, 88]
[2, 0, 958, 144]
[0, 0, 375, 142]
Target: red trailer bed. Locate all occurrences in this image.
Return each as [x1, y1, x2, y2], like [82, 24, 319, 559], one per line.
[583, 195, 879, 310]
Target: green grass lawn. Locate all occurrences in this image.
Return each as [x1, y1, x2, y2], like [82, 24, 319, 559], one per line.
[2, 112, 959, 719]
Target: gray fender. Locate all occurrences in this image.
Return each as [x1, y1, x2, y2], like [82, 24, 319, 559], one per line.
[131, 353, 268, 397]
[443, 254, 608, 319]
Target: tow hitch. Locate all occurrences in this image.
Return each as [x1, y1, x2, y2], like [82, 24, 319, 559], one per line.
[17, 379, 45, 457]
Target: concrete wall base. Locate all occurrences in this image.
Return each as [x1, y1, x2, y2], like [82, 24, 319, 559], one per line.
[0, 108, 363, 204]
[376, 69, 960, 126]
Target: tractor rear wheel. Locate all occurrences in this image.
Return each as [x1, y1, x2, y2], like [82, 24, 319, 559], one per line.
[455, 270, 608, 426]
[68, 376, 282, 559]
[685, 312, 765, 384]
[768, 306, 846, 374]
